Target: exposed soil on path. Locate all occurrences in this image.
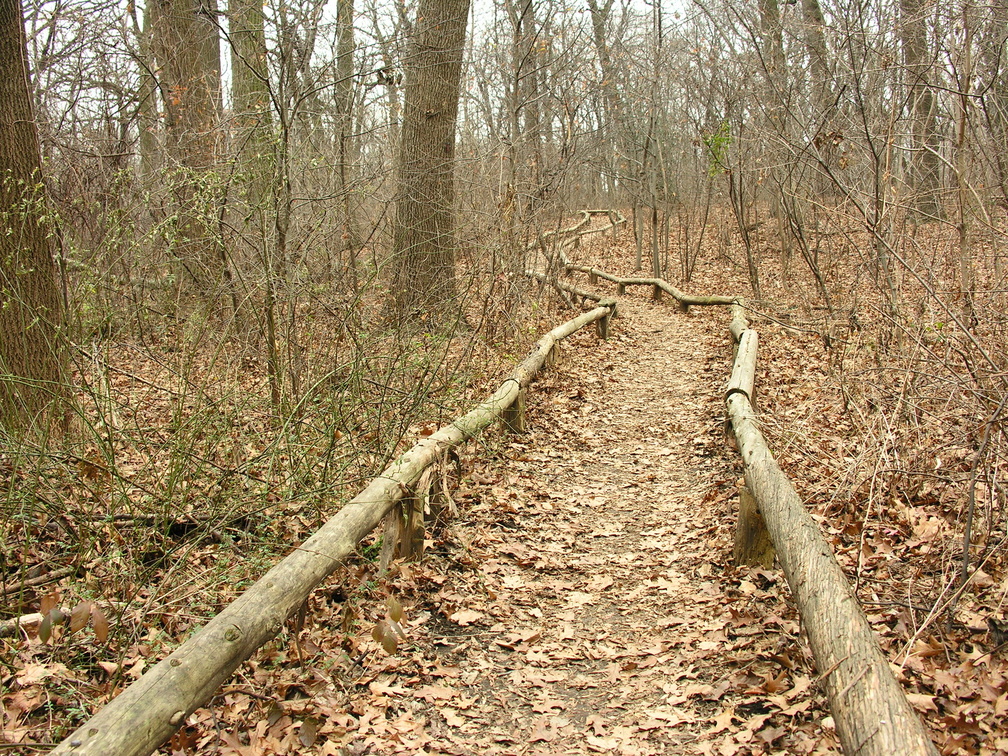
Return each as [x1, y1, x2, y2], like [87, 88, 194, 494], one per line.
[331, 296, 840, 756]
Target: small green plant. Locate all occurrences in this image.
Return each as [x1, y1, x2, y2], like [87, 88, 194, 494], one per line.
[703, 120, 732, 177]
[361, 537, 382, 562]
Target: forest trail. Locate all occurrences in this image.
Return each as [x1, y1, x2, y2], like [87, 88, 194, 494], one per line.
[348, 297, 838, 756]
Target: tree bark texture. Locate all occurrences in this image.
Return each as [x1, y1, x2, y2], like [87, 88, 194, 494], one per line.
[899, 0, 944, 218]
[229, 0, 272, 170]
[387, 0, 471, 319]
[228, 0, 274, 292]
[726, 319, 938, 756]
[0, 0, 64, 429]
[151, 0, 223, 291]
[726, 329, 757, 405]
[52, 304, 613, 756]
[801, 0, 830, 120]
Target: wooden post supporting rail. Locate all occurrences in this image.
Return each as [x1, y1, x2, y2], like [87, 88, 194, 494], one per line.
[503, 388, 527, 433]
[732, 484, 774, 568]
[595, 298, 617, 340]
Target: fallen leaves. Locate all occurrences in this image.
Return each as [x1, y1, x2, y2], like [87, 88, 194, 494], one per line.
[448, 608, 483, 626]
[7, 235, 1006, 755]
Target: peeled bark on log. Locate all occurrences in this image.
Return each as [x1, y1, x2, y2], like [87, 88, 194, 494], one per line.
[53, 305, 612, 756]
[726, 334, 937, 756]
[726, 329, 758, 406]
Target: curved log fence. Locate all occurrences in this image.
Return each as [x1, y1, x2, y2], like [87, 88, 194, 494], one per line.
[52, 306, 616, 756]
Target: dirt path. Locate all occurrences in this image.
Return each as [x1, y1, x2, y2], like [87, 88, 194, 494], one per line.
[343, 298, 838, 756]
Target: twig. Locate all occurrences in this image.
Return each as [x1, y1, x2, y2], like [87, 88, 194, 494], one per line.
[0, 566, 76, 597]
[950, 392, 1008, 624]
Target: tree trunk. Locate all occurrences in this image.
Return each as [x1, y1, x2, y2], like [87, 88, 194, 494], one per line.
[0, 0, 65, 430]
[228, 0, 273, 318]
[335, 0, 359, 289]
[758, 0, 792, 282]
[587, 0, 625, 203]
[230, 0, 272, 174]
[899, 0, 944, 219]
[955, 1, 976, 323]
[801, 0, 829, 120]
[801, 0, 832, 196]
[135, 0, 160, 181]
[387, 0, 471, 320]
[151, 0, 223, 294]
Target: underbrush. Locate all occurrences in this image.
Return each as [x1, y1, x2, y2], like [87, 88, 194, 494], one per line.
[0, 266, 543, 747]
[5, 206, 1007, 751]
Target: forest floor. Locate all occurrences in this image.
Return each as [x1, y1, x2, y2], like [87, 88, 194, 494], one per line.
[5, 220, 1008, 755]
[151, 294, 841, 756]
[322, 297, 840, 756]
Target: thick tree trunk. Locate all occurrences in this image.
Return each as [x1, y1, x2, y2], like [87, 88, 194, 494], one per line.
[387, 0, 471, 320]
[228, 0, 273, 318]
[0, 0, 65, 430]
[229, 0, 272, 175]
[801, 0, 829, 119]
[801, 0, 832, 195]
[151, 0, 223, 293]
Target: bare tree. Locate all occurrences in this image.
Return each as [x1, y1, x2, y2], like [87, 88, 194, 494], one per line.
[0, 0, 65, 429]
[387, 0, 471, 320]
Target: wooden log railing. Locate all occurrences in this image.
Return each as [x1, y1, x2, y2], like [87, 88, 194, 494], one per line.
[563, 264, 736, 310]
[563, 266, 938, 756]
[52, 305, 615, 756]
[724, 307, 938, 756]
[526, 210, 628, 260]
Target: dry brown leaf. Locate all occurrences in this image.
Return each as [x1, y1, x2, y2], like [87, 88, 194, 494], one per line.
[298, 716, 318, 747]
[449, 609, 483, 626]
[69, 600, 91, 634]
[91, 605, 109, 642]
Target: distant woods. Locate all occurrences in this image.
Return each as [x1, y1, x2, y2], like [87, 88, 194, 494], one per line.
[3, 0, 1008, 424]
